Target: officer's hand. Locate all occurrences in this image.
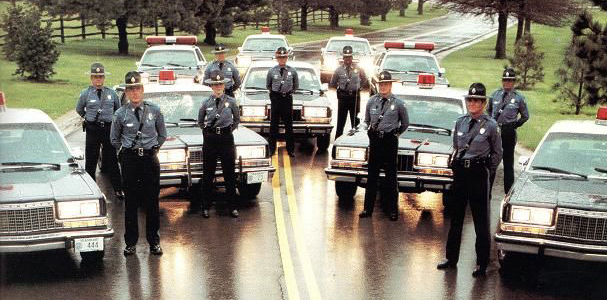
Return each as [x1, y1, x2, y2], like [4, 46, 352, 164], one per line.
[152, 146, 160, 154]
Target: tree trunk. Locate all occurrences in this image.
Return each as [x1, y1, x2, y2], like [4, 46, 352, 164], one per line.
[360, 14, 371, 25]
[524, 18, 531, 34]
[165, 26, 174, 36]
[116, 16, 129, 55]
[417, 0, 424, 15]
[329, 6, 339, 29]
[495, 11, 508, 59]
[516, 17, 524, 43]
[576, 73, 584, 115]
[381, 13, 387, 21]
[300, 4, 308, 31]
[204, 21, 217, 45]
[400, 4, 405, 17]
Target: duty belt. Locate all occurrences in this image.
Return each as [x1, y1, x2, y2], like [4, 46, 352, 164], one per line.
[498, 122, 516, 129]
[271, 90, 292, 97]
[368, 129, 396, 139]
[337, 89, 357, 96]
[452, 157, 489, 169]
[204, 126, 232, 135]
[123, 147, 156, 156]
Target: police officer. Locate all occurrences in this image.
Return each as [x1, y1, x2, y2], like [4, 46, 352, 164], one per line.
[76, 63, 123, 198]
[266, 46, 299, 156]
[359, 71, 409, 221]
[487, 67, 529, 194]
[437, 83, 503, 277]
[110, 71, 167, 256]
[204, 43, 241, 97]
[198, 70, 240, 219]
[330, 45, 368, 139]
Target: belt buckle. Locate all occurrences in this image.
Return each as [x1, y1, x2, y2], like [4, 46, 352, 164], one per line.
[464, 160, 471, 168]
[137, 148, 144, 156]
[98, 121, 104, 128]
[136, 131, 142, 138]
[216, 127, 221, 134]
[378, 131, 384, 139]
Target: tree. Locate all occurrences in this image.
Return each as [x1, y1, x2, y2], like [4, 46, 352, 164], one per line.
[394, 0, 413, 17]
[198, 0, 269, 45]
[418, 0, 425, 15]
[512, 0, 578, 43]
[508, 33, 544, 89]
[552, 40, 594, 115]
[1, 3, 25, 61]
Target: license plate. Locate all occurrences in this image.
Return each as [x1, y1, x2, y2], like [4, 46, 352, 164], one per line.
[247, 171, 268, 184]
[75, 237, 104, 252]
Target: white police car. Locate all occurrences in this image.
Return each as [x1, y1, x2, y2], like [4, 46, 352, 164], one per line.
[136, 36, 207, 80]
[495, 107, 607, 272]
[0, 93, 113, 262]
[235, 27, 293, 73]
[320, 29, 375, 82]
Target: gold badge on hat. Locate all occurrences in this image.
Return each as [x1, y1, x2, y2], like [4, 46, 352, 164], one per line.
[130, 77, 136, 83]
[471, 87, 476, 94]
[216, 75, 220, 80]
[96, 67, 101, 72]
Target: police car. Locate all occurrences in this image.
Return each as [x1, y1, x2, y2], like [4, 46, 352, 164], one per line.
[319, 29, 375, 82]
[495, 107, 607, 271]
[325, 74, 464, 203]
[370, 41, 448, 94]
[238, 60, 333, 151]
[0, 93, 113, 261]
[235, 27, 293, 74]
[136, 36, 207, 80]
[115, 71, 275, 199]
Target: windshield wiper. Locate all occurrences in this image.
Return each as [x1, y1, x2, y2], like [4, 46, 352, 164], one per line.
[166, 63, 190, 68]
[409, 123, 452, 135]
[531, 165, 588, 179]
[179, 118, 198, 123]
[0, 162, 61, 170]
[165, 121, 179, 127]
[294, 89, 315, 95]
[595, 167, 607, 174]
[382, 68, 406, 73]
[140, 63, 160, 67]
[244, 87, 267, 90]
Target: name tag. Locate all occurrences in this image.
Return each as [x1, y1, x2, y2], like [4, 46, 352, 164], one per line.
[127, 123, 134, 127]
[287, 72, 291, 76]
[457, 132, 463, 136]
[89, 99, 97, 103]
[107, 95, 112, 99]
[510, 99, 515, 104]
[274, 75, 279, 79]
[206, 107, 213, 111]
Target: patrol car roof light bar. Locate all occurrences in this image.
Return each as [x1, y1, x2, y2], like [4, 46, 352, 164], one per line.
[345, 28, 354, 36]
[145, 36, 197, 46]
[261, 26, 270, 34]
[416, 73, 436, 89]
[383, 41, 435, 52]
[597, 106, 607, 125]
[158, 70, 176, 85]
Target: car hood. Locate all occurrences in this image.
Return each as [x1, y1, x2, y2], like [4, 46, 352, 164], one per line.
[240, 52, 275, 61]
[241, 92, 328, 106]
[138, 67, 201, 77]
[163, 126, 268, 148]
[390, 73, 449, 85]
[333, 129, 453, 155]
[509, 172, 607, 211]
[0, 167, 100, 203]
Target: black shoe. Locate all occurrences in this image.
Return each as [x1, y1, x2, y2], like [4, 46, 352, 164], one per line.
[115, 190, 125, 199]
[436, 259, 456, 269]
[230, 209, 239, 218]
[472, 265, 486, 277]
[389, 213, 398, 221]
[150, 244, 163, 255]
[359, 210, 372, 218]
[202, 209, 210, 218]
[123, 245, 136, 256]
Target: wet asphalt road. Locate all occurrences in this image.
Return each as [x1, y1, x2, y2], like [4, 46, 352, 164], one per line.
[3, 13, 607, 300]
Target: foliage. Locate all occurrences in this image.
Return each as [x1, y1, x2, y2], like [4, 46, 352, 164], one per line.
[0, 3, 25, 61]
[552, 40, 594, 115]
[508, 33, 544, 90]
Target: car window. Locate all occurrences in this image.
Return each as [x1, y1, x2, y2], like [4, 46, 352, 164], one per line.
[141, 50, 198, 68]
[242, 38, 287, 51]
[383, 55, 439, 73]
[244, 67, 320, 93]
[530, 132, 607, 178]
[396, 95, 463, 143]
[144, 91, 213, 123]
[326, 40, 371, 53]
[0, 123, 72, 164]
[195, 49, 205, 63]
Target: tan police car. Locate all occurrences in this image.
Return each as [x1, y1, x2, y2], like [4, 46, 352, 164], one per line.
[235, 27, 293, 74]
[319, 29, 375, 83]
[137, 36, 207, 81]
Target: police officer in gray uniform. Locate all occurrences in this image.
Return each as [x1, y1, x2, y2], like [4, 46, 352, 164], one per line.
[203, 44, 241, 97]
[330, 45, 368, 139]
[198, 70, 240, 219]
[76, 63, 123, 198]
[437, 83, 503, 277]
[359, 71, 409, 221]
[111, 71, 167, 256]
[266, 46, 299, 156]
[487, 67, 529, 194]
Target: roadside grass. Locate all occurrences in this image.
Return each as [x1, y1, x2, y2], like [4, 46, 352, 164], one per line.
[0, 4, 446, 119]
[441, 9, 607, 150]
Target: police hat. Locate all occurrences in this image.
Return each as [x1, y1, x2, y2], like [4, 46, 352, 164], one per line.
[502, 67, 516, 80]
[342, 45, 353, 57]
[204, 69, 231, 85]
[275, 47, 289, 58]
[377, 71, 396, 83]
[465, 82, 487, 100]
[124, 71, 143, 86]
[212, 43, 229, 54]
[87, 62, 109, 76]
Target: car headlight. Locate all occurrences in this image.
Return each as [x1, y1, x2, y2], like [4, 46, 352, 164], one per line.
[57, 200, 100, 219]
[510, 205, 554, 226]
[157, 149, 186, 163]
[237, 56, 252, 67]
[335, 147, 367, 161]
[237, 145, 266, 159]
[242, 106, 266, 117]
[416, 153, 450, 168]
[303, 106, 328, 118]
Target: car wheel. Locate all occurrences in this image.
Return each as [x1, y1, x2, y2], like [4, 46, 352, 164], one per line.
[335, 182, 357, 199]
[80, 250, 105, 262]
[316, 135, 331, 152]
[239, 183, 262, 200]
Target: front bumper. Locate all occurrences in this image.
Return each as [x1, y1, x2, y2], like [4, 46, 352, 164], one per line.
[241, 122, 333, 137]
[325, 167, 452, 192]
[495, 232, 607, 262]
[0, 227, 114, 253]
[160, 165, 275, 187]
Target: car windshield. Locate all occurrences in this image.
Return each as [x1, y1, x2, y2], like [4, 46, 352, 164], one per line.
[141, 50, 198, 68]
[326, 40, 371, 53]
[244, 67, 321, 93]
[144, 91, 213, 123]
[242, 38, 287, 51]
[383, 55, 439, 73]
[396, 95, 463, 143]
[530, 132, 607, 178]
[0, 123, 72, 164]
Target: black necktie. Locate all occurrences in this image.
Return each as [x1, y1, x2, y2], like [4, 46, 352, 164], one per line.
[215, 98, 221, 109]
[381, 98, 388, 111]
[97, 89, 102, 100]
[219, 62, 224, 71]
[469, 118, 477, 131]
[346, 66, 351, 77]
[134, 107, 141, 122]
[280, 67, 285, 76]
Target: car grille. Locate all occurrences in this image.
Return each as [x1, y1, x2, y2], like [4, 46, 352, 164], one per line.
[189, 148, 203, 164]
[0, 202, 59, 233]
[547, 208, 607, 243]
[397, 155, 414, 172]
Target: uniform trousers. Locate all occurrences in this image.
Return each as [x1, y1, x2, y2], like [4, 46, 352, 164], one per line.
[120, 152, 160, 246]
[499, 126, 517, 194]
[269, 92, 294, 154]
[335, 90, 360, 139]
[201, 132, 237, 210]
[446, 165, 491, 267]
[85, 122, 122, 190]
[363, 131, 399, 214]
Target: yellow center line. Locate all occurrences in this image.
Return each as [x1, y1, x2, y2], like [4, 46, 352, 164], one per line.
[272, 153, 301, 300]
[283, 151, 323, 300]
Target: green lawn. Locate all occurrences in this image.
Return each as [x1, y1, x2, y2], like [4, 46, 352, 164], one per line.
[0, 4, 446, 119]
[441, 9, 607, 150]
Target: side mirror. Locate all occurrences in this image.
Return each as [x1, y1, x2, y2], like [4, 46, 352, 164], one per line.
[321, 83, 329, 92]
[71, 147, 84, 160]
[518, 155, 530, 166]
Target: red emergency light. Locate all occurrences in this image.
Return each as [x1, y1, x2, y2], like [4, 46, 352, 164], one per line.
[384, 41, 435, 52]
[261, 27, 270, 34]
[597, 106, 607, 125]
[145, 36, 197, 46]
[417, 73, 435, 88]
[0, 91, 5, 112]
[158, 70, 176, 85]
[345, 28, 354, 36]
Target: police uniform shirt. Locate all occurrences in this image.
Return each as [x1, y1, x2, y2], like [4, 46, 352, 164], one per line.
[198, 94, 240, 130]
[266, 65, 299, 94]
[76, 86, 121, 123]
[330, 64, 368, 92]
[487, 89, 529, 127]
[110, 101, 167, 150]
[453, 114, 503, 172]
[364, 94, 409, 134]
[204, 61, 241, 90]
